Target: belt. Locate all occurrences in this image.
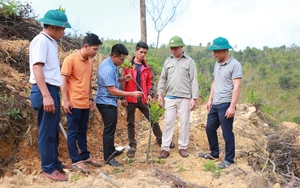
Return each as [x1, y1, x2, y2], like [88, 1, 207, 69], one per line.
[33, 83, 60, 90]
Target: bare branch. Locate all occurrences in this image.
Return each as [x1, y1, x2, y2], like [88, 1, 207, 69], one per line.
[145, 0, 190, 53]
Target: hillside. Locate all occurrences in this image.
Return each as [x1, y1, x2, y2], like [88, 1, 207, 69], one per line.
[0, 39, 300, 188]
[0, 3, 299, 188]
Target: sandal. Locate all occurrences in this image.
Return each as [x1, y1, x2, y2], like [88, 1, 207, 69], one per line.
[217, 160, 232, 169]
[83, 157, 102, 167]
[127, 149, 136, 158]
[72, 161, 90, 173]
[198, 152, 219, 160]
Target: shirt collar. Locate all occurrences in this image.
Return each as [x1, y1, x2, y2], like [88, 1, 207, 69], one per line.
[108, 57, 118, 69]
[77, 50, 89, 63]
[171, 51, 187, 59]
[40, 31, 54, 41]
[218, 55, 232, 66]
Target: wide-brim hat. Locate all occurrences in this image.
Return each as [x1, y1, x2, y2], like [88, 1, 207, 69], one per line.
[208, 37, 232, 50]
[167, 36, 186, 47]
[39, 9, 71, 28]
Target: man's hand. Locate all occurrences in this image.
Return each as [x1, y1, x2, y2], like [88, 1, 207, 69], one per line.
[158, 95, 163, 108]
[43, 95, 55, 113]
[147, 95, 153, 102]
[225, 106, 235, 119]
[89, 100, 94, 111]
[206, 100, 212, 111]
[131, 91, 142, 98]
[189, 99, 197, 110]
[123, 74, 132, 82]
[63, 100, 72, 114]
[121, 99, 128, 107]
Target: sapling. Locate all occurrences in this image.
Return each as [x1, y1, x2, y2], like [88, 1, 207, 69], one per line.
[120, 59, 165, 162]
[146, 101, 165, 163]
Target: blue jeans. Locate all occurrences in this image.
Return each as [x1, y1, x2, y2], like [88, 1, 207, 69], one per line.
[30, 84, 62, 174]
[96, 104, 118, 161]
[206, 103, 235, 164]
[66, 108, 90, 163]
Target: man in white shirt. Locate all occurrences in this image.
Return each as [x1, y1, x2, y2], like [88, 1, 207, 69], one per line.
[29, 9, 71, 181]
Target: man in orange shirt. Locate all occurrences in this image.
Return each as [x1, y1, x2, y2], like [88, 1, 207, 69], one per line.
[61, 33, 102, 173]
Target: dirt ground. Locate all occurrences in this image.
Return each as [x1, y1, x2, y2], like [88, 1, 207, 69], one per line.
[0, 40, 298, 188]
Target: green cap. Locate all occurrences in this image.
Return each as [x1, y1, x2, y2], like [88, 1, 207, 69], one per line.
[208, 37, 232, 50]
[39, 9, 71, 28]
[167, 36, 186, 47]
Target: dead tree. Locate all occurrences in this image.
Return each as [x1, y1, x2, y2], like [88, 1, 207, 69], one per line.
[140, 0, 147, 43]
[146, 0, 189, 54]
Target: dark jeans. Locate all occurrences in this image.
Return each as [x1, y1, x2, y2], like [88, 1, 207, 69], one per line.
[206, 102, 235, 164]
[30, 84, 63, 174]
[96, 104, 118, 161]
[127, 101, 162, 148]
[66, 108, 90, 164]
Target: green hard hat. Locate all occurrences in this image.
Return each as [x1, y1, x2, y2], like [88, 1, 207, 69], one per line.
[208, 37, 232, 50]
[167, 36, 186, 47]
[39, 9, 71, 28]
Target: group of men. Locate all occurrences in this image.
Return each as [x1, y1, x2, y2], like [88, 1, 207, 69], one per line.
[29, 9, 242, 181]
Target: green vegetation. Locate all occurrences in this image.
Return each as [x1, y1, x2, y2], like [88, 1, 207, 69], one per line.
[100, 39, 300, 123]
[204, 160, 222, 176]
[0, 0, 21, 18]
[175, 165, 187, 173]
[153, 158, 166, 164]
[57, 5, 66, 13]
[126, 158, 135, 165]
[7, 107, 22, 120]
[114, 168, 125, 173]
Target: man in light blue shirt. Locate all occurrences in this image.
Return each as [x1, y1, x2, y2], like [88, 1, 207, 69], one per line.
[96, 44, 142, 166]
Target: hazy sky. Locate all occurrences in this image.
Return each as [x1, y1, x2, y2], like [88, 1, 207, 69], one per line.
[21, 0, 300, 50]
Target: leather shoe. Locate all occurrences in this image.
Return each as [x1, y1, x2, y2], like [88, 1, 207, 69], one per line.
[107, 158, 123, 167]
[42, 170, 67, 181]
[158, 150, 170, 159]
[114, 149, 123, 157]
[179, 149, 189, 158]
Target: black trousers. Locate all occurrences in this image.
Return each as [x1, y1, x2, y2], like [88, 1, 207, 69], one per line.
[127, 100, 162, 148]
[96, 104, 118, 161]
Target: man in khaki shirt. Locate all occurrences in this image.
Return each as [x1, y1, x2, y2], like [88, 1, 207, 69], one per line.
[157, 36, 199, 159]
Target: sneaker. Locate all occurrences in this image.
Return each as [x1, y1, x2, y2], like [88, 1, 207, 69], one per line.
[83, 157, 102, 167]
[42, 170, 67, 181]
[107, 158, 123, 167]
[217, 160, 232, 169]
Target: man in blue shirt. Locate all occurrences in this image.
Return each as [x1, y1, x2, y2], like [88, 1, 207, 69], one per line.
[95, 44, 142, 166]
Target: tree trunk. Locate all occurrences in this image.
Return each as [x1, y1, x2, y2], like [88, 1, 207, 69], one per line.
[155, 31, 160, 55]
[140, 0, 147, 43]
